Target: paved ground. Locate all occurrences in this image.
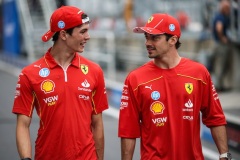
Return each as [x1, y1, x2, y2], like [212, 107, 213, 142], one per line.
[0, 58, 240, 159]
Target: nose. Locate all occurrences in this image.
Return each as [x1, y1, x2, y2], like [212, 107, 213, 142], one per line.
[145, 39, 151, 46]
[85, 32, 90, 40]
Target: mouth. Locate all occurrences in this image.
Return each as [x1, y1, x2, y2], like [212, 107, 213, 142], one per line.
[146, 46, 155, 53]
[80, 42, 86, 47]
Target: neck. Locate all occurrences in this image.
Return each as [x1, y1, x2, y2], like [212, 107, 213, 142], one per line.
[50, 45, 75, 69]
[153, 51, 181, 69]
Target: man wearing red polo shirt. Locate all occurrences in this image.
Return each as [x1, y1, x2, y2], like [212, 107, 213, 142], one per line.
[118, 13, 231, 160]
[12, 6, 108, 160]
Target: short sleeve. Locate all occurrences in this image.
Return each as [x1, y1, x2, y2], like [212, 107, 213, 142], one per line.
[92, 67, 108, 114]
[201, 73, 226, 127]
[118, 74, 141, 138]
[12, 72, 35, 117]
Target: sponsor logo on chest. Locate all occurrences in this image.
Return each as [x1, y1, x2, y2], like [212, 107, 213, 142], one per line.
[43, 95, 58, 106]
[183, 99, 193, 112]
[78, 79, 92, 92]
[152, 117, 167, 127]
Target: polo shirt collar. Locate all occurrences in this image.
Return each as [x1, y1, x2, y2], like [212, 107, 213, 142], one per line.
[44, 47, 81, 69]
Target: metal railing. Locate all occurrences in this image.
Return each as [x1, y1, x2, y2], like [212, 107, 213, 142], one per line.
[84, 31, 117, 80]
[16, 0, 56, 62]
[39, 0, 57, 27]
[16, 0, 35, 62]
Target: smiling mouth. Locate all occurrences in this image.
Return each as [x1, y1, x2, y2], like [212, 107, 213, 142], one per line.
[80, 42, 86, 47]
[146, 45, 155, 49]
[147, 47, 155, 52]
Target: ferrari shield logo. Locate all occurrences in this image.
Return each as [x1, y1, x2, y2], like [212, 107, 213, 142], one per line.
[148, 16, 154, 23]
[185, 83, 193, 94]
[81, 65, 88, 75]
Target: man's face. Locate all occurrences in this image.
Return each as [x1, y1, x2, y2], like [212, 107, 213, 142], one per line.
[144, 33, 170, 59]
[221, 1, 230, 16]
[65, 23, 90, 53]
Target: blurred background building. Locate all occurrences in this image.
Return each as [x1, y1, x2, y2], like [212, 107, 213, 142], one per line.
[0, 0, 239, 82]
[0, 0, 239, 159]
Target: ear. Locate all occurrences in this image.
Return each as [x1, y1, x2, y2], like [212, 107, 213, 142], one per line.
[59, 30, 68, 41]
[169, 36, 178, 47]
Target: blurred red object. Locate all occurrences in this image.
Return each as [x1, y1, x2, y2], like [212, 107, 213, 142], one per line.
[176, 11, 189, 30]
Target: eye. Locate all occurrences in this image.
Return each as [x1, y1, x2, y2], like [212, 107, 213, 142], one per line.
[152, 35, 161, 41]
[80, 29, 87, 34]
[79, 27, 90, 34]
[145, 34, 161, 41]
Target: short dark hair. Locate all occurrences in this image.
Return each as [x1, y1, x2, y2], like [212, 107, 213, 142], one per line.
[52, 13, 89, 42]
[164, 33, 181, 49]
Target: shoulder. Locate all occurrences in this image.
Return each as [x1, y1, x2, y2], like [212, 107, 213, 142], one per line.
[214, 13, 226, 22]
[125, 61, 155, 86]
[178, 58, 210, 79]
[127, 61, 153, 77]
[21, 57, 46, 74]
[181, 58, 208, 70]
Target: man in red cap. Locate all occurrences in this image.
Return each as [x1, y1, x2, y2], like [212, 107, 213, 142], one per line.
[12, 6, 108, 160]
[118, 13, 231, 160]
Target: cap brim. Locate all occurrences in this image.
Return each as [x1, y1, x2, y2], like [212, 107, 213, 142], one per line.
[133, 27, 164, 35]
[42, 30, 55, 42]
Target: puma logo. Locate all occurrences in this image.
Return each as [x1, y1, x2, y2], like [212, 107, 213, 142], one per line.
[34, 64, 41, 68]
[145, 85, 152, 90]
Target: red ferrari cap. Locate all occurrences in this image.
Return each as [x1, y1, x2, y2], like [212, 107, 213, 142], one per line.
[42, 6, 90, 42]
[133, 13, 181, 38]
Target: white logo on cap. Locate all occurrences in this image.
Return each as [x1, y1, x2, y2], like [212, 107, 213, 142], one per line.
[58, 21, 65, 29]
[82, 17, 90, 24]
[169, 24, 175, 31]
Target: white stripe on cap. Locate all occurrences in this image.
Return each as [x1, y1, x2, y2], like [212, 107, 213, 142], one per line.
[153, 19, 163, 29]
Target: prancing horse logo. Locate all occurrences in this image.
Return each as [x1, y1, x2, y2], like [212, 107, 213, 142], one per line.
[81, 64, 88, 75]
[185, 83, 193, 94]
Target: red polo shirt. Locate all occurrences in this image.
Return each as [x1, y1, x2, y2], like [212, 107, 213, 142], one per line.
[118, 58, 226, 160]
[12, 48, 108, 160]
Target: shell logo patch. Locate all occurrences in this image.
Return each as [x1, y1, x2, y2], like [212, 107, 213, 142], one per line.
[150, 101, 165, 115]
[41, 80, 55, 94]
[148, 16, 154, 23]
[185, 83, 193, 94]
[81, 64, 88, 75]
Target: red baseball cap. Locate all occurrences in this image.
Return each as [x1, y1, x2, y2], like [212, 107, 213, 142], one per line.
[133, 13, 181, 38]
[42, 6, 90, 42]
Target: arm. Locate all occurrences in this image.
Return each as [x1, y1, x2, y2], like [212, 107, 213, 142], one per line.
[210, 125, 229, 160]
[16, 114, 32, 159]
[121, 138, 136, 160]
[216, 21, 228, 44]
[91, 113, 104, 160]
